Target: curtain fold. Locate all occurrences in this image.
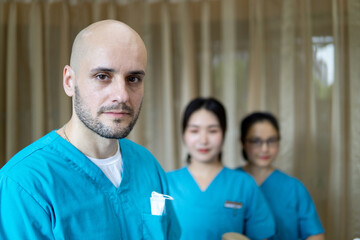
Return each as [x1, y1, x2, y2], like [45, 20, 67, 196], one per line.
[347, 0, 360, 236]
[300, 0, 317, 194]
[29, 2, 46, 140]
[57, 2, 72, 124]
[5, 2, 18, 161]
[248, 0, 265, 111]
[179, 1, 197, 107]
[220, 0, 238, 169]
[0, 0, 359, 238]
[328, 0, 348, 238]
[160, 1, 177, 170]
[278, 0, 296, 174]
[199, 1, 211, 97]
[0, 2, 6, 163]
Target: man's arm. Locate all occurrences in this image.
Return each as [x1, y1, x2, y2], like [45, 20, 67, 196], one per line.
[0, 176, 54, 239]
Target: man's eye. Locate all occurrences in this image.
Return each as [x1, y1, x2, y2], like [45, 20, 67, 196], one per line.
[128, 76, 141, 83]
[96, 74, 109, 81]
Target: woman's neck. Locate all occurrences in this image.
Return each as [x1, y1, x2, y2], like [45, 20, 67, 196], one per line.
[188, 160, 223, 191]
[243, 163, 275, 186]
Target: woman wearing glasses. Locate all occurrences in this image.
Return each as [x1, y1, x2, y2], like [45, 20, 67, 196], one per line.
[238, 112, 325, 240]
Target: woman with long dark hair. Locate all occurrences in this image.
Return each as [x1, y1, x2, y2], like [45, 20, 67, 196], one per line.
[167, 97, 275, 240]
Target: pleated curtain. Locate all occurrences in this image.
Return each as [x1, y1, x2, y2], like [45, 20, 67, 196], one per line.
[0, 0, 359, 238]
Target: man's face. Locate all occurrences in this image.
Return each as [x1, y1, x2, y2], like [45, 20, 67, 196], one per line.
[72, 34, 147, 139]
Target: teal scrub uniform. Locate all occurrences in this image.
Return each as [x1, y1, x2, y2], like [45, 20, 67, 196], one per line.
[167, 167, 275, 240]
[0, 131, 181, 240]
[238, 168, 324, 240]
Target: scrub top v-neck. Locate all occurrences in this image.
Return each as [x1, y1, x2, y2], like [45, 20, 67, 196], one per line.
[167, 167, 275, 240]
[0, 131, 181, 239]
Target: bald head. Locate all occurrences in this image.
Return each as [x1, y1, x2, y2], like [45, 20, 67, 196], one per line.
[62, 19, 147, 141]
[70, 20, 147, 73]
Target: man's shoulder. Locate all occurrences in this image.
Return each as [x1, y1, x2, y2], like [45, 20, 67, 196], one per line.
[119, 138, 163, 169]
[1, 131, 59, 177]
[166, 167, 187, 178]
[119, 138, 156, 159]
[119, 138, 148, 150]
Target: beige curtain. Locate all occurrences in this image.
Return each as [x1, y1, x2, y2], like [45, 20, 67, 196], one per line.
[0, 0, 359, 238]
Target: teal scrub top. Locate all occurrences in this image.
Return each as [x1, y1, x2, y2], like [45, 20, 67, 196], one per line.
[238, 168, 324, 240]
[0, 131, 181, 239]
[167, 167, 275, 240]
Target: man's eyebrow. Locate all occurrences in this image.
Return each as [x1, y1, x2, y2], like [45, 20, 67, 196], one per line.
[90, 67, 115, 74]
[129, 70, 146, 76]
[90, 68, 145, 76]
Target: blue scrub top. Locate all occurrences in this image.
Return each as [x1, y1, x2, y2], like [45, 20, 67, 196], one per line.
[0, 131, 181, 239]
[238, 168, 324, 240]
[167, 167, 275, 240]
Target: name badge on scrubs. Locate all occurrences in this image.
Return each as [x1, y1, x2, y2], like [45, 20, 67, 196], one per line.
[150, 191, 174, 216]
[224, 201, 243, 209]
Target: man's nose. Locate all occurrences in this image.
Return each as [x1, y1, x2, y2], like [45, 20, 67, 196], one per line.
[111, 78, 129, 103]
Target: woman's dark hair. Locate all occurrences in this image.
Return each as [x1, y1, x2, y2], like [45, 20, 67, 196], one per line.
[240, 112, 280, 161]
[182, 97, 227, 163]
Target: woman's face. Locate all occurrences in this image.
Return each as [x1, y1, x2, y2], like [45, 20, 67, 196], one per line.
[243, 121, 279, 168]
[184, 109, 224, 164]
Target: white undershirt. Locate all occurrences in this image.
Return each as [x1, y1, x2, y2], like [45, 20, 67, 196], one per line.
[87, 144, 123, 188]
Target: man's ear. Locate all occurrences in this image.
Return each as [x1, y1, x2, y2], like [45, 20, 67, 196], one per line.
[63, 65, 75, 97]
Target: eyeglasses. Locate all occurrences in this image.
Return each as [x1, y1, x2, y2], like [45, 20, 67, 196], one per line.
[246, 137, 279, 149]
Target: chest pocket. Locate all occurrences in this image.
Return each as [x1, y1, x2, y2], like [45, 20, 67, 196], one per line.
[216, 206, 245, 232]
[142, 213, 167, 240]
[185, 203, 245, 234]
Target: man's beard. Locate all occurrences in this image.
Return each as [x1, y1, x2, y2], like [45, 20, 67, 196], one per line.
[74, 86, 141, 139]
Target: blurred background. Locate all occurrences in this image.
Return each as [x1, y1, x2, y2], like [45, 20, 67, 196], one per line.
[0, 0, 359, 239]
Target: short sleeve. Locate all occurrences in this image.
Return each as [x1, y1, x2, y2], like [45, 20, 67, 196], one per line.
[0, 176, 54, 239]
[244, 182, 276, 239]
[297, 182, 325, 239]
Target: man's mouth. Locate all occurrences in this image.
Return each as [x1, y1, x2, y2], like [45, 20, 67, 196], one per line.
[103, 111, 131, 117]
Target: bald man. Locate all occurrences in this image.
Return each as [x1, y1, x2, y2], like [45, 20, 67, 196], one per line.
[0, 20, 181, 239]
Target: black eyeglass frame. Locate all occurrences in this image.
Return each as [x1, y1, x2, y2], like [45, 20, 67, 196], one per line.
[246, 137, 280, 148]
